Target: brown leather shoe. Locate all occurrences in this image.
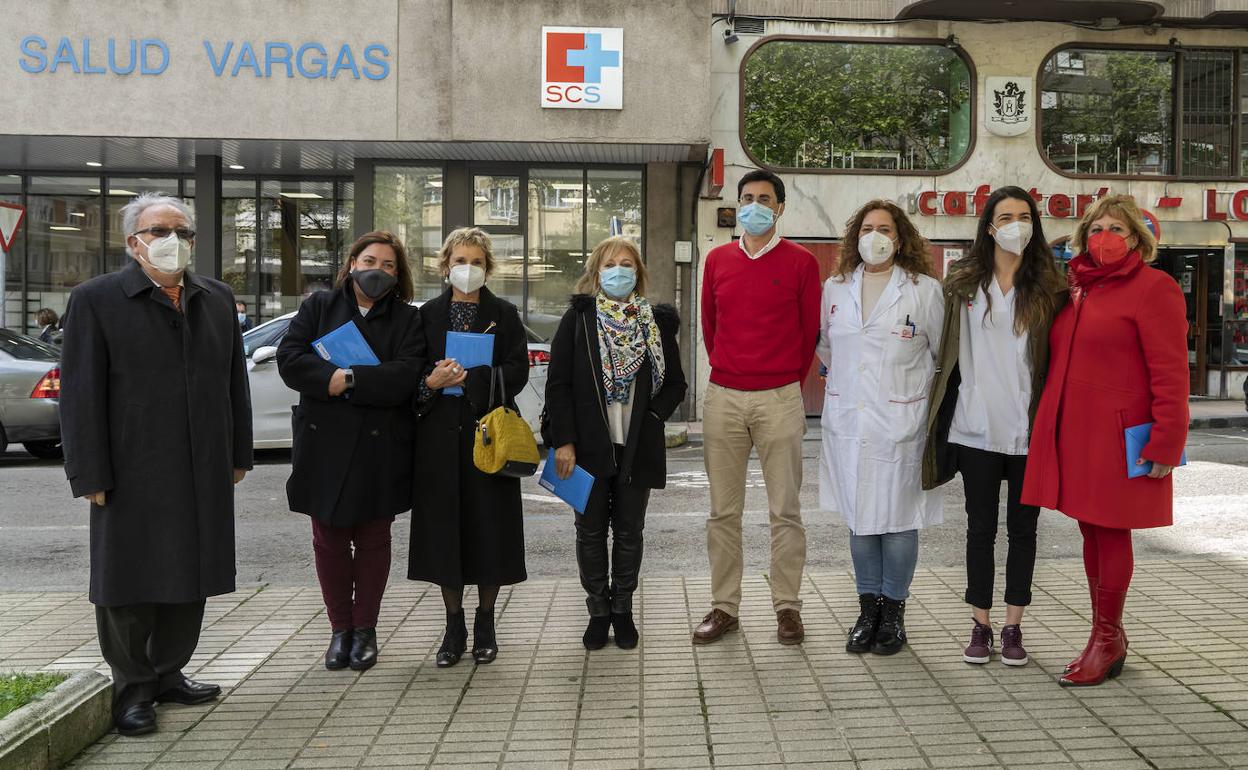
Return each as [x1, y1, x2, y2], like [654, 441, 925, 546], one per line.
[692, 609, 739, 644]
[777, 609, 804, 645]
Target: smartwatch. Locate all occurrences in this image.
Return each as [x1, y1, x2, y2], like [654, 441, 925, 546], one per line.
[343, 369, 355, 389]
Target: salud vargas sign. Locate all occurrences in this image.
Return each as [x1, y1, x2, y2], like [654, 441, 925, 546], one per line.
[918, 185, 1248, 223]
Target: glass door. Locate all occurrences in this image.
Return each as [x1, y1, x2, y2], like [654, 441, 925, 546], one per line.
[471, 172, 525, 310]
[1154, 249, 1211, 395]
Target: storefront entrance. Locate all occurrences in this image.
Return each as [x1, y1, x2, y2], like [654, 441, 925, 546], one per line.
[1153, 248, 1218, 396]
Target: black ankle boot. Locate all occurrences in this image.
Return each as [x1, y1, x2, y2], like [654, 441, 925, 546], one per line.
[349, 627, 378, 671]
[437, 610, 467, 668]
[871, 597, 907, 656]
[325, 628, 353, 670]
[583, 615, 611, 650]
[472, 607, 497, 664]
[846, 594, 880, 654]
[611, 613, 639, 650]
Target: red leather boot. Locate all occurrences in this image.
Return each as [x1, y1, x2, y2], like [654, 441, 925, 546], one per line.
[1059, 588, 1127, 687]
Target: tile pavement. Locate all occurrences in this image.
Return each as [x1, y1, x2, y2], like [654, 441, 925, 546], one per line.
[1, 560, 1246, 769]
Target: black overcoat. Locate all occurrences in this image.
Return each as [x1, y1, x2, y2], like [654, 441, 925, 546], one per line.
[60, 260, 253, 607]
[544, 294, 687, 490]
[407, 287, 529, 588]
[277, 283, 426, 527]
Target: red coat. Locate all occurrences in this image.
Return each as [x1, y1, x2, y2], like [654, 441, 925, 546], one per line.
[1021, 253, 1189, 529]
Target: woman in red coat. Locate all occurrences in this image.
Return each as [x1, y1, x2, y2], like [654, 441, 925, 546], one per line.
[1022, 194, 1188, 687]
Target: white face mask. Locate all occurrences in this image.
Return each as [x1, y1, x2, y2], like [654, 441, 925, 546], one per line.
[858, 231, 896, 266]
[448, 263, 486, 294]
[135, 232, 191, 274]
[991, 221, 1033, 256]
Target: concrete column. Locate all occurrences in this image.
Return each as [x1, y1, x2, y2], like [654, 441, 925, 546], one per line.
[645, 163, 679, 305]
[193, 155, 222, 280]
[353, 158, 375, 237]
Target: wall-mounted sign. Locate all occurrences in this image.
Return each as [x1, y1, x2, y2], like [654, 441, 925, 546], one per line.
[985, 76, 1032, 137]
[917, 185, 1110, 219]
[541, 26, 622, 110]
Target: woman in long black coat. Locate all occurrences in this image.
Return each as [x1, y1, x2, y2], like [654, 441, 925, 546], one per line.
[409, 226, 529, 668]
[544, 236, 687, 650]
[277, 231, 426, 672]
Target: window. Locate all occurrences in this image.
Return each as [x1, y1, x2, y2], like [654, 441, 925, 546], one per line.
[1042, 46, 1248, 179]
[25, 176, 103, 327]
[742, 39, 973, 173]
[373, 166, 444, 301]
[474, 175, 520, 226]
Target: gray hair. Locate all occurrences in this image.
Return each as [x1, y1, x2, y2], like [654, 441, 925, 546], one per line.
[121, 193, 195, 256]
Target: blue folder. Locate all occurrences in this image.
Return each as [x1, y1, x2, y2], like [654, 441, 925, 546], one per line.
[538, 448, 595, 514]
[1125, 422, 1187, 479]
[443, 331, 495, 396]
[312, 321, 380, 368]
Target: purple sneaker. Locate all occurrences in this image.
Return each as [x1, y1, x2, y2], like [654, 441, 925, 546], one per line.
[962, 620, 993, 664]
[1000, 624, 1028, 666]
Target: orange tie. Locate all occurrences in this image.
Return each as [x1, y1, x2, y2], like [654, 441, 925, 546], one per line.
[160, 285, 183, 312]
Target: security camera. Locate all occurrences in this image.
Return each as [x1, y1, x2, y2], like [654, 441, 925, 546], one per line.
[723, 28, 739, 44]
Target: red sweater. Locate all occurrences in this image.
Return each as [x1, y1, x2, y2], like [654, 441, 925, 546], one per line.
[701, 238, 821, 391]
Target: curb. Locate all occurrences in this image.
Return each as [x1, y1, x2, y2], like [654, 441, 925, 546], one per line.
[0, 671, 112, 770]
[1190, 415, 1248, 429]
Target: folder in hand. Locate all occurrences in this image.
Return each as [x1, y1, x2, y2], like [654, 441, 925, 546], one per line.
[538, 448, 595, 514]
[1124, 422, 1187, 479]
[443, 331, 495, 396]
[312, 321, 380, 368]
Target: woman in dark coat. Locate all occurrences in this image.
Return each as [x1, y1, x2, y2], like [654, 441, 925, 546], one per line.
[1022, 195, 1188, 687]
[409, 226, 529, 668]
[277, 231, 426, 672]
[544, 236, 686, 650]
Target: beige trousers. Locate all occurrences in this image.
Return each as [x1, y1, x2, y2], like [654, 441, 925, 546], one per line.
[703, 381, 807, 616]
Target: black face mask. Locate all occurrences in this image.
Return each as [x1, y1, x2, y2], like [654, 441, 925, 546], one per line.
[351, 268, 397, 300]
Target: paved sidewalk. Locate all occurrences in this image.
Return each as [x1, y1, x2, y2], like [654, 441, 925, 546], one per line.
[2, 561, 1246, 769]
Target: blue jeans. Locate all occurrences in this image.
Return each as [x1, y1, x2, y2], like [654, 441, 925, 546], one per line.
[849, 530, 919, 601]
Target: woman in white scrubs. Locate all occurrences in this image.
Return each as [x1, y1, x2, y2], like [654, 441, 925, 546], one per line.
[817, 199, 944, 656]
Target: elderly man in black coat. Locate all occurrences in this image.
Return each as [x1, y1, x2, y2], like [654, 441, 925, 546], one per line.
[59, 193, 253, 737]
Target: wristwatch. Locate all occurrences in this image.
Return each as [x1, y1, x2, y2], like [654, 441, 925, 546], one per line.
[343, 369, 355, 389]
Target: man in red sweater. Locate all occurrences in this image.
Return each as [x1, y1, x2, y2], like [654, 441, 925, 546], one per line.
[693, 169, 821, 646]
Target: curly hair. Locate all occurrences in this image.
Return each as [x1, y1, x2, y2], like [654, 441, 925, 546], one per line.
[835, 199, 935, 281]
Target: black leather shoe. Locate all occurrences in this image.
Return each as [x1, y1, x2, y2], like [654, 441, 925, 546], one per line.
[436, 610, 467, 668]
[115, 702, 157, 736]
[472, 607, 498, 664]
[583, 615, 611, 650]
[349, 627, 378, 671]
[846, 593, 881, 654]
[325, 628, 353, 670]
[155, 678, 221, 706]
[871, 597, 908, 656]
[611, 613, 639, 650]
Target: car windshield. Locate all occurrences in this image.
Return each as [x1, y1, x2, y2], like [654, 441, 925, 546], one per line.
[242, 318, 292, 357]
[0, 330, 60, 361]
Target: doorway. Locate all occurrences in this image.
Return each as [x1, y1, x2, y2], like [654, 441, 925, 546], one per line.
[1152, 248, 1217, 396]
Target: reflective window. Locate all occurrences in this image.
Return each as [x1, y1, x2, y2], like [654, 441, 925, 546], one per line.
[1, 175, 23, 330]
[259, 180, 336, 322]
[527, 169, 585, 339]
[486, 233, 526, 311]
[742, 40, 973, 172]
[474, 175, 520, 226]
[221, 179, 258, 313]
[1183, 49, 1235, 177]
[25, 177, 101, 329]
[373, 167, 444, 300]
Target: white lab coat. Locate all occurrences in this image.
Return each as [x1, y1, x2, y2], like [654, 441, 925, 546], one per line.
[816, 264, 945, 535]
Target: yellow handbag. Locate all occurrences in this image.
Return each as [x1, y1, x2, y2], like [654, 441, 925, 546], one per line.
[473, 366, 540, 477]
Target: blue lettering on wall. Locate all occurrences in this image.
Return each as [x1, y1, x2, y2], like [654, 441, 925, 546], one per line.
[18, 36, 391, 81]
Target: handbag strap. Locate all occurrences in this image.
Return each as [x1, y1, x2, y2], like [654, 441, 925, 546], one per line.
[487, 364, 508, 411]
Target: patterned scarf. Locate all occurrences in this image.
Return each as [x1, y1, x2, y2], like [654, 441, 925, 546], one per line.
[596, 292, 665, 405]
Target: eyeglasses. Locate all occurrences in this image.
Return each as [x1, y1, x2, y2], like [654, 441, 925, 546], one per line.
[132, 226, 196, 240]
[739, 194, 776, 206]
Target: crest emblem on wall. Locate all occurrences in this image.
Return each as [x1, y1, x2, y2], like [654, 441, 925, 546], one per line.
[985, 76, 1033, 137]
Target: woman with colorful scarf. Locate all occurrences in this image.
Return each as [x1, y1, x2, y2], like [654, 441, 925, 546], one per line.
[544, 236, 687, 650]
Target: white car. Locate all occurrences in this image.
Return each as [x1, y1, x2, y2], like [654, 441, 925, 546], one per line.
[243, 308, 550, 449]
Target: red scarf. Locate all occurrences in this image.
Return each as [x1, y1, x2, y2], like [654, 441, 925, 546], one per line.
[1067, 250, 1143, 302]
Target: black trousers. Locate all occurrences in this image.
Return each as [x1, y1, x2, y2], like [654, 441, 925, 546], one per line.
[575, 447, 650, 617]
[95, 600, 206, 717]
[956, 444, 1040, 610]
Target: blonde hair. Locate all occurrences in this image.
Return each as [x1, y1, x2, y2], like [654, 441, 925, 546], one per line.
[438, 226, 496, 276]
[575, 236, 649, 297]
[1071, 194, 1157, 264]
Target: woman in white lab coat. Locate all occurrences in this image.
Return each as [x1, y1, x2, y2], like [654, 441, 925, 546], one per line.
[817, 199, 944, 656]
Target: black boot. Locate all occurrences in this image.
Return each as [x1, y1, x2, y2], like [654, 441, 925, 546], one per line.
[583, 615, 611, 650]
[845, 594, 880, 654]
[325, 628, 353, 670]
[610, 590, 638, 650]
[349, 627, 378, 671]
[871, 597, 907, 656]
[437, 610, 467, 668]
[472, 607, 497, 664]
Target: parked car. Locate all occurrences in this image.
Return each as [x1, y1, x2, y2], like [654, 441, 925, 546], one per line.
[0, 329, 62, 458]
[243, 306, 550, 449]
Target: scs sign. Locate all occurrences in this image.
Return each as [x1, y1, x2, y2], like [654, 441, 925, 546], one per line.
[541, 26, 622, 110]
